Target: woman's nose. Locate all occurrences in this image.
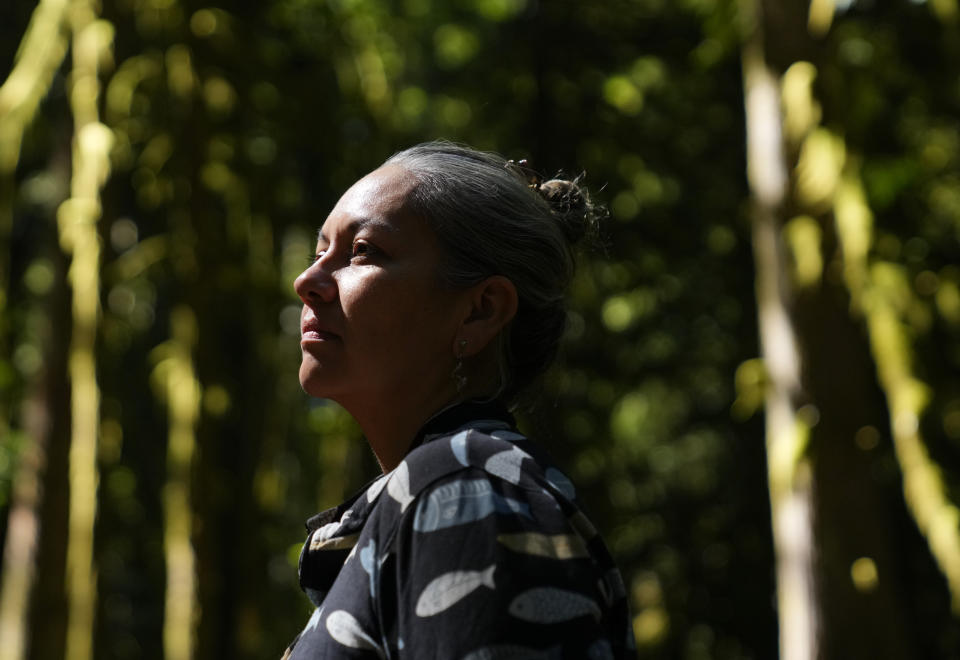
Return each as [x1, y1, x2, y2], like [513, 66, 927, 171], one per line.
[294, 259, 336, 304]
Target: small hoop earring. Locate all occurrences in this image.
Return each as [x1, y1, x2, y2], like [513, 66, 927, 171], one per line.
[452, 339, 468, 394]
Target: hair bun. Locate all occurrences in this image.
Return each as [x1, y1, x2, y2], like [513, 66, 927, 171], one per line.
[538, 177, 597, 246]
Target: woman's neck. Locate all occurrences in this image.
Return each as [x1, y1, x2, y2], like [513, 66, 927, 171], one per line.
[337, 355, 502, 472]
[342, 386, 460, 473]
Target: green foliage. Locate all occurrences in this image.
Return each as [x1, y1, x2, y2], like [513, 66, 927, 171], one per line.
[2, 0, 960, 658]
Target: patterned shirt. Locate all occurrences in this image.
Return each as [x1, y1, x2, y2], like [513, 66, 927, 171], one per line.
[283, 401, 635, 659]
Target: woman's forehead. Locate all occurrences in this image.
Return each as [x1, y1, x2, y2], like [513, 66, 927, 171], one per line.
[318, 165, 424, 242]
[337, 165, 415, 215]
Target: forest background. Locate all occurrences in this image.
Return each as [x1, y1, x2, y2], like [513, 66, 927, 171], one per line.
[2, 0, 960, 658]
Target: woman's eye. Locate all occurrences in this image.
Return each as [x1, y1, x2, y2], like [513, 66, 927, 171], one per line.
[351, 241, 375, 259]
[307, 250, 326, 264]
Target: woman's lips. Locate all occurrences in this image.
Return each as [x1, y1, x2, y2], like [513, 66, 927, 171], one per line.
[301, 329, 338, 342]
[301, 317, 339, 343]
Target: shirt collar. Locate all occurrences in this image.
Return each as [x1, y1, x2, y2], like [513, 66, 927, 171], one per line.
[410, 398, 515, 450]
[305, 398, 514, 535]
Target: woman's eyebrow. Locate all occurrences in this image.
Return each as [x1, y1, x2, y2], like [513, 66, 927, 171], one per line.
[317, 217, 399, 244]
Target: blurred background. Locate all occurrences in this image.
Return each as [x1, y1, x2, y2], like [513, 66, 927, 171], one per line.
[2, 0, 960, 658]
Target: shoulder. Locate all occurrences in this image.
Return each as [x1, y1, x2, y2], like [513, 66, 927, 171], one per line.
[370, 424, 599, 564]
[364, 424, 580, 559]
[367, 428, 637, 658]
[397, 423, 578, 504]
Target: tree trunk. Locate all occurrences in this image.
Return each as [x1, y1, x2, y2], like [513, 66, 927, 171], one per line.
[60, 6, 114, 660]
[158, 306, 201, 660]
[0, 363, 53, 660]
[741, 3, 819, 657]
[795, 250, 914, 659]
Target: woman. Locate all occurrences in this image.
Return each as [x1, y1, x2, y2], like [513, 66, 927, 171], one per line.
[284, 142, 634, 659]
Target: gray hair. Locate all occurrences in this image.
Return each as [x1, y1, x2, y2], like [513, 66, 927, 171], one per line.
[385, 141, 599, 403]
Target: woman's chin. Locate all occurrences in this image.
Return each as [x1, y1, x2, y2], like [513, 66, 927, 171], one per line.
[299, 363, 336, 399]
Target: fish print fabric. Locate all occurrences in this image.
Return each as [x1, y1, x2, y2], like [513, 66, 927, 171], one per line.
[283, 401, 634, 659]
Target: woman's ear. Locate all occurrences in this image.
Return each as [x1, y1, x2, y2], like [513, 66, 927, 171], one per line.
[455, 276, 518, 356]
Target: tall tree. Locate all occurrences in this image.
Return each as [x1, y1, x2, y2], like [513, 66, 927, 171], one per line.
[60, 3, 113, 659]
[0, 2, 71, 659]
[740, 1, 818, 656]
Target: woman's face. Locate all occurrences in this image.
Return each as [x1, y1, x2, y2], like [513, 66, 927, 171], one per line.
[294, 164, 466, 409]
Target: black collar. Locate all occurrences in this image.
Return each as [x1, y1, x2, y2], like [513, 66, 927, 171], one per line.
[305, 399, 514, 533]
[411, 398, 515, 449]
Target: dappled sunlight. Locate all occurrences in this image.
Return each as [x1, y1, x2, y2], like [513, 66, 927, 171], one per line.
[834, 161, 960, 613]
[1, 0, 959, 658]
[151, 306, 201, 660]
